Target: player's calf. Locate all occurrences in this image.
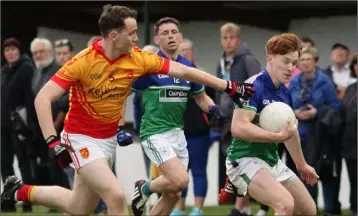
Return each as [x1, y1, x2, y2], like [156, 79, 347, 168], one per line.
[1, 176, 96, 215]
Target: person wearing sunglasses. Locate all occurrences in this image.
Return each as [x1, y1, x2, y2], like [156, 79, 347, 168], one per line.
[54, 39, 74, 66]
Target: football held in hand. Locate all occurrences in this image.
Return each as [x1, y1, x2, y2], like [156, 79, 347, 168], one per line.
[259, 102, 296, 133]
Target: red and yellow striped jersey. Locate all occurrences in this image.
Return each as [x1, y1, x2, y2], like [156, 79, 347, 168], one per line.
[51, 39, 169, 138]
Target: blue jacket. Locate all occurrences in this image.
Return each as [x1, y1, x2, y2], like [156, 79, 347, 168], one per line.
[289, 70, 340, 142]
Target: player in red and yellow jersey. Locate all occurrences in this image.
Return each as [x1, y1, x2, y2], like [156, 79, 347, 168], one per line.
[1, 4, 254, 216]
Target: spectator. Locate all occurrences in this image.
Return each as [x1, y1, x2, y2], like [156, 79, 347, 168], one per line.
[286, 36, 316, 87]
[1, 37, 36, 212]
[289, 47, 341, 214]
[54, 38, 75, 66]
[323, 43, 356, 100]
[30, 38, 70, 206]
[341, 54, 357, 215]
[301, 36, 315, 49]
[170, 38, 216, 216]
[216, 22, 261, 216]
[54, 39, 74, 192]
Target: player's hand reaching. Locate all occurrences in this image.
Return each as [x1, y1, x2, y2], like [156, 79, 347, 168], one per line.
[297, 163, 319, 186]
[224, 80, 255, 108]
[208, 105, 223, 119]
[46, 135, 73, 168]
[117, 125, 133, 147]
[277, 119, 297, 142]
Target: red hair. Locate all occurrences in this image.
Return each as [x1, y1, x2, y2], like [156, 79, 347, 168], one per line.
[266, 33, 302, 55]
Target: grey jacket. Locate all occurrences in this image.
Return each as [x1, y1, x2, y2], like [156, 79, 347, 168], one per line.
[216, 43, 261, 118]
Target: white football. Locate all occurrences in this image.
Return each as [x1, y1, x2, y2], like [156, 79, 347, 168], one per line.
[259, 102, 296, 133]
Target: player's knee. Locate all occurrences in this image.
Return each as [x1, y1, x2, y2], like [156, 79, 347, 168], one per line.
[296, 199, 316, 215]
[272, 194, 294, 215]
[163, 192, 181, 204]
[171, 173, 189, 192]
[168, 192, 181, 200]
[105, 188, 126, 208]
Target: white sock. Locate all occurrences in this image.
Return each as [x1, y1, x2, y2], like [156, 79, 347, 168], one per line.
[240, 207, 252, 215]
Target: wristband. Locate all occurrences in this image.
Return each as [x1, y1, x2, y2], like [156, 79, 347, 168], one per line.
[45, 135, 60, 145]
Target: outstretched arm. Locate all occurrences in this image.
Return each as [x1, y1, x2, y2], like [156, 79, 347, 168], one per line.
[35, 80, 66, 139]
[168, 61, 227, 91]
[192, 92, 215, 113]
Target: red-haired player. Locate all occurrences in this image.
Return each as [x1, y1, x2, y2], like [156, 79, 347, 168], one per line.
[219, 33, 319, 216]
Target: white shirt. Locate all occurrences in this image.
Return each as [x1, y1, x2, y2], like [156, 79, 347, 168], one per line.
[332, 63, 356, 88]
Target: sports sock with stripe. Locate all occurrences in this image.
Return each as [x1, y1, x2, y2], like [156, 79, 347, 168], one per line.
[15, 185, 36, 202]
[141, 181, 153, 196]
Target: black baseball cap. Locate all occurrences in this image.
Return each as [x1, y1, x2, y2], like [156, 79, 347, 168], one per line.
[332, 43, 349, 52]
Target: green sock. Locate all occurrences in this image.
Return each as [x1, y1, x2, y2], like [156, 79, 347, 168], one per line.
[141, 181, 153, 196]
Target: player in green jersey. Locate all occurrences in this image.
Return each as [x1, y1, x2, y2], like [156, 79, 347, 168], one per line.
[224, 33, 319, 216]
[130, 17, 223, 216]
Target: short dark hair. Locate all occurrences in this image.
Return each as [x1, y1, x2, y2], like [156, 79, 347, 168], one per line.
[349, 54, 357, 78]
[154, 17, 180, 34]
[301, 37, 315, 47]
[98, 4, 137, 37]
[55, 39, 74, 52]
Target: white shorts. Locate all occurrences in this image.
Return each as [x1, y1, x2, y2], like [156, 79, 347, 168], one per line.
[141, 128, 189, 169]
[226, 157, 297, 196]
[61, 131, 117, 170]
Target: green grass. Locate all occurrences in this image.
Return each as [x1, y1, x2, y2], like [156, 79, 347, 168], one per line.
[0, 204, 353, 216]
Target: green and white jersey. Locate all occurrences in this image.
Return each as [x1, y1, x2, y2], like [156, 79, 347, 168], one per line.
[131, 52, 204, 141]
[226, 71, 293, 167]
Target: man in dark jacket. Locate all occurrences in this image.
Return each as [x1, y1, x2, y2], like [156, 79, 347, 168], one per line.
[1, 37, 36, 212]
[215, 23, 261, 216]
[30, 38, 70, 195]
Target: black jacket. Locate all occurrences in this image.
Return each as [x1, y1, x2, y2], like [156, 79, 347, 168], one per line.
[183, 86, 216, 137]
[304, 105, 342, 179]
[341, 82, 357, 159]
[1, 55, 36, 128]
[31, 59, 68, 120]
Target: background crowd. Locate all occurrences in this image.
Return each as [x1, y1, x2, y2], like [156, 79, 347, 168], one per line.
[1, 10, 357, 216]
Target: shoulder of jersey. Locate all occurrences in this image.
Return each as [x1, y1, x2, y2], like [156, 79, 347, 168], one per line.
[178, 55, 194, 66]
[245, 72, 264, 85]
[65, 46, 94, 67]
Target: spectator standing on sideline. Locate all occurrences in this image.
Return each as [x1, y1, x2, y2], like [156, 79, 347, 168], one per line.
[324, 43, 356, 100]
[340, 54, 357, 215]
[54, 39, 75, 66]
[289, 47, 341, 214]
[286, 36, 316, 87]
[170, 39, 217, 216]
[216, 22, 261, 216]
[1, 37, 37, 213]
[53, 38, 74, 189]
[30, 38, 70, 209]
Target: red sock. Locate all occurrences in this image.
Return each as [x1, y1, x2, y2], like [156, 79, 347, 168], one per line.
[16, 185, 36, 202]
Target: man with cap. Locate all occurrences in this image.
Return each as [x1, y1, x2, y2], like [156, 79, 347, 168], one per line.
[322, 42, 354, 215]
[1, 37, 37, 212]
[324, 43, 356, 100]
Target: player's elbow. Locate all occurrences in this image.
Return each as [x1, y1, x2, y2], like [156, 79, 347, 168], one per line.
[231, 121, 246, 139]
[34, 91, 51, 113]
